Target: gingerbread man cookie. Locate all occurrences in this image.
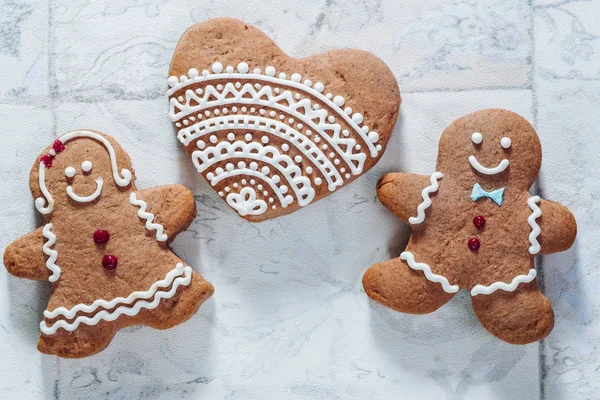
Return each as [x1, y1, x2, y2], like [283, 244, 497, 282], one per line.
[363, 109, 577, 344]
[167, 18, 400, 221]
[3, 130, 214, 358]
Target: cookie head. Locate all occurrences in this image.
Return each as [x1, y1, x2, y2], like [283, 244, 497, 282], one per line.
[30, 131, 134, 216]
[437, 109, 541, 189]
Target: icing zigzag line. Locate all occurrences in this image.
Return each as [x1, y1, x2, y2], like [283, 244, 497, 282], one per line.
[470, 269, 537, 296]
[400, 251, 459, 293]
[41, 264, 192, 334]
[42, 223, 61, 282]
[527, 196, 542, 254]
[129, 192, 168, 241]
[170, 83, 368, 173]
[408, 172, 444, 225]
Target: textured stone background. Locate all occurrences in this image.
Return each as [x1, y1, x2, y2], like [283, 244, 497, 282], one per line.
[0, 1, 598, 399]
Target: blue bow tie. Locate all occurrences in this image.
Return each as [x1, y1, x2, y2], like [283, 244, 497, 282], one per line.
[470, 183, 505, 206]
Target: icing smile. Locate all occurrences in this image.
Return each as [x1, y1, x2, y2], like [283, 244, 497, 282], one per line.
[468, 156, 510, 175]
[66, 177, 104, 202]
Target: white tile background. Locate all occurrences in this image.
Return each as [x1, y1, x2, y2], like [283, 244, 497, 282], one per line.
[0, 0, 598, 399]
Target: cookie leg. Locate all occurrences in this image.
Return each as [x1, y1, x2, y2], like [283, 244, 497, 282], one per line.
[363, 256, 456, 314]
[471, 279, 554, 344]
[144, 274, 214, 330]
[38, 325, 117, 358]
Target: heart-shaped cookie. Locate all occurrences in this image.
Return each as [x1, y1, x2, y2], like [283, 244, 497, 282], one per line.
[168, 18, 401, 221]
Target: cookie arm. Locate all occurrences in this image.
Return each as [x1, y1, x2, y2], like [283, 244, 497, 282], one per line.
[3, 227, 51, 281]
[376, 172, 438, 225]
[132, 185, 197, 239]
[536, 199, 577, 255]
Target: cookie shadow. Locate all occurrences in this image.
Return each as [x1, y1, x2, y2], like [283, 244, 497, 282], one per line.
[366, 291, 534, 399]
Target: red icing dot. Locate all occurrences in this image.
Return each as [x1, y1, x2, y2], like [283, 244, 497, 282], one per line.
[41, 154, 53, 167]
[93, 230, 110, 244]
[102, 254, 118, 270]
[468, 237, 481, 252]
[473, 215, 486, 229]
[52, 140, 65, 153]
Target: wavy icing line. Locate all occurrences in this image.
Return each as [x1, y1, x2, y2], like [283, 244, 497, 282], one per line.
[470, 269, 537, 296]
[172, 83, 368, 174]
[35, 130, 133, 215]
[400, 251, 459, 293]
[408, 172, 444, 225]
[40, 264, 192, 334]
[179, 114, 343, 190]
[42, 223, 61, 282]
[527, 196, 542, 255]
[167, 63, 381, 157]
[129, 192, 168, 242]
[192, 140, 315, 207]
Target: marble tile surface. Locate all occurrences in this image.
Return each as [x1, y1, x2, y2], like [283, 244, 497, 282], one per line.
[0, 0, 598, 399]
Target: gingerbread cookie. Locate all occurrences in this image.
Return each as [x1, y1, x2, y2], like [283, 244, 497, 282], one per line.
[3, 130, 214, 358]
[363, 109, 577, 344]
[167, 18, 401, 221]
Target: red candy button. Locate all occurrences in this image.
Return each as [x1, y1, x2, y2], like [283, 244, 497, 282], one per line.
[93, 230, 110, 244]
[102, 254, 118, 270]
[52, 140, 65, 153]
[41, 154, 53, 167]
[468, 237, 481, 251]
[473, 215, 486, 229]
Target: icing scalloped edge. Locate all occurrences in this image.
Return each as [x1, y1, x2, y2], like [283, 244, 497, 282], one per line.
[527, 195, 542, 254]
[129, 192, 168, 242]
[400, 251, 459, 293]
[408, 172, 444, 225]
[470, 269, 537, 296]
[41, 264, 192, 334]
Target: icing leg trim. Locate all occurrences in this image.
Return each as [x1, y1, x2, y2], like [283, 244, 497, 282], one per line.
[40, 264, 193, 334]
[527, 196, 542, 254]
[408, 172, 443, 225]
[470, 269, 537, 296]
[400, 251, 459, 293]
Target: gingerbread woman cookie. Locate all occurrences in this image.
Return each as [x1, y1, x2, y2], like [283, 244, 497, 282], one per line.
[3, 130, 214, 358]
[363, 109, 577, 344]
[167, 18, 400, 221]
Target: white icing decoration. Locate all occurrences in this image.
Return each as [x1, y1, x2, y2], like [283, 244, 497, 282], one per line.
[192, 140, 315, 209]
[527, 195, 542, 254]
[470, 269, 537, 296]
[468, 155, 509, 175]
[408, 172, 444, 225]
[129, 192, 168, 241]
[66, 177, 103, 203]
[35, 131, 132, 215]
[40, 264, 192, 334]
[501, 136, 512, 149]
[42, 223, 60, 282]
[400, 251, 459, 293]
[81, 160, 92, 172]
[226, 187, 267, 216]
[64, 166, 76, 178]
[471, 132, 483, 144]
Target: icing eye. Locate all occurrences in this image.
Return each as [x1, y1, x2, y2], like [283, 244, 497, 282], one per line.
[471, 132, 483, 144]
[501, 137, 512, 149]
[65, 166, 76, 178]
[81, 160, 93, 172]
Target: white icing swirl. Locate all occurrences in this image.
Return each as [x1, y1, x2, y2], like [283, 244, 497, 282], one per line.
[527, 195, 542, 254]
[42, 223, 60, 282]
[470, 269, 537, 296]
[408, 172, 443, 225]
[400, 251, 459, 293]
[129, 192, 168, 242]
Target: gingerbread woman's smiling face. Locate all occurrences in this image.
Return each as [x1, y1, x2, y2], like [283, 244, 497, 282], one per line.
[30, 131, 134, 217]
[436, 109, 542, 190]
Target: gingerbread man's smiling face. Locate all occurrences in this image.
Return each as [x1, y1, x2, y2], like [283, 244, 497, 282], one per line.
[436, 109, 542, 190]
[30, 131, 134, 216]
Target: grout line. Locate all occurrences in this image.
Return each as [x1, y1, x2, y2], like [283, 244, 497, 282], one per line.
[529, 2, 547, 400]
